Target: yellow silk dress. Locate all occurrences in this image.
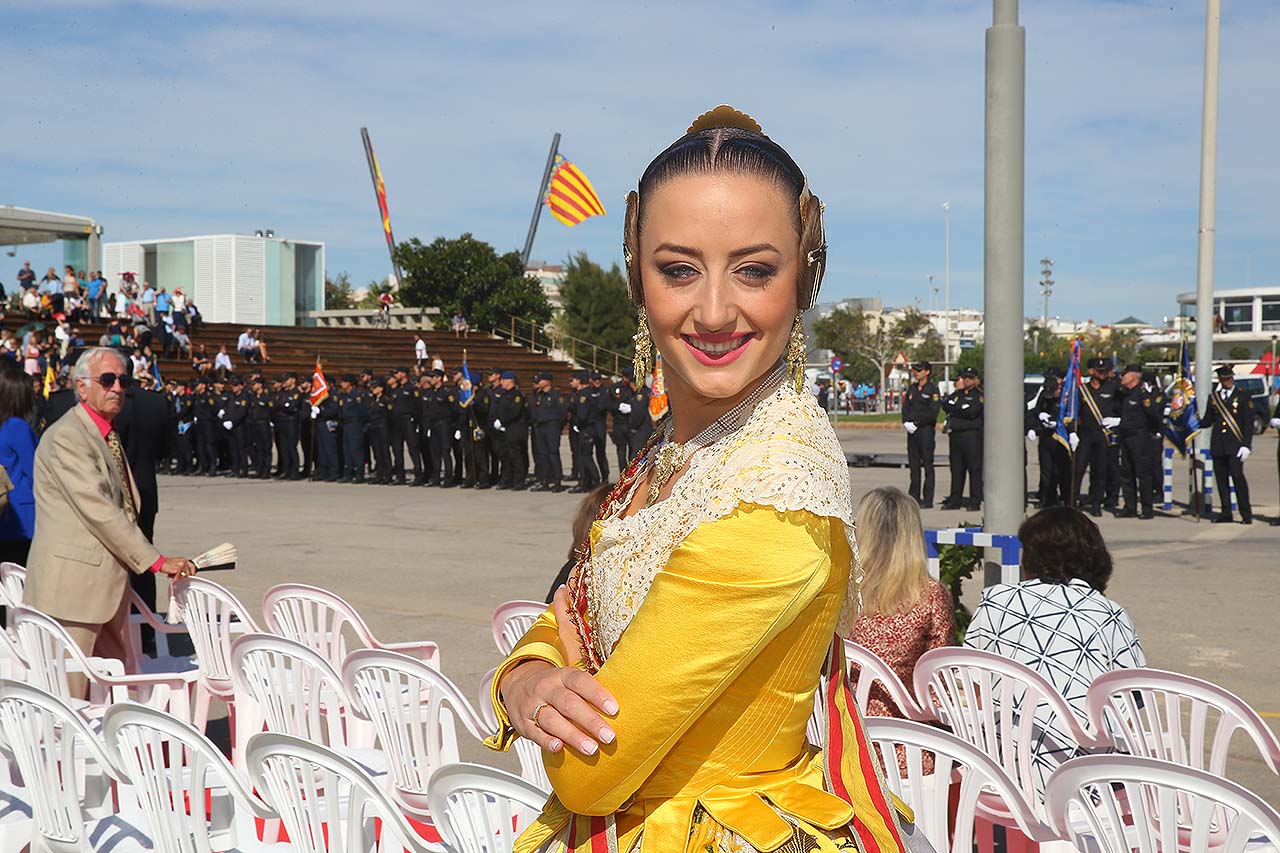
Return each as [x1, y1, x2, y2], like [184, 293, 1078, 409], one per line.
[487, 383, 910, 853]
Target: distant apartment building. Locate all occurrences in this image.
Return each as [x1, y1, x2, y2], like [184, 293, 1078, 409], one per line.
[526, 261, 566, 310]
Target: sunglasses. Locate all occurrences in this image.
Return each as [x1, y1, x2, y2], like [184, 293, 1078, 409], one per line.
[91, 372, 132, 389]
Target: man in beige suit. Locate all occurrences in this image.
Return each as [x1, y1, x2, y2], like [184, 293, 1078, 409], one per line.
[26, 347, 193, 672]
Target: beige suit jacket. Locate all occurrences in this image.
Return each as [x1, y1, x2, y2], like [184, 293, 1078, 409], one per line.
[26, 404, 161, 624]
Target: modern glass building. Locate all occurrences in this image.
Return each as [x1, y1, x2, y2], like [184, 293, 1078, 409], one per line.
[1176, 286, 1280, 359]
[103, 234, 324, 325]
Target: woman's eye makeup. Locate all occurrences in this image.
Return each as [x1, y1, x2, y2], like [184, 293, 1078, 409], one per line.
[737, 264, 776, 281]
[656, 262, 777, 282]
[658, 263, 699, 281]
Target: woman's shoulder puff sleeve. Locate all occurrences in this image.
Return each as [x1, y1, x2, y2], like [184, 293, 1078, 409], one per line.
[544, 502, 838, 815]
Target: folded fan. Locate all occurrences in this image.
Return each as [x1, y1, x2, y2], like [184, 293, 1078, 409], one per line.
[166, 543, 238, 624]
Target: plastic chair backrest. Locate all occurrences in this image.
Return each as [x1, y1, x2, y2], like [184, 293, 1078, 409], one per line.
[102, 701, 276, 853]
[478, 667, 550, 792]
[230, 633, 353, 750]
[246, 731, 446, 853]
[0, 679, 122, 848]
[844, 639, 933, 721]
[1045, 754, 1280, 853]
[263, 582, 387, 670]
[0, 562, 25, 608]
[0, 622, 25, 680]
[491, 601, 545, 657]
[12, 607, 102, 706]
[172, 577, 260, 696]
[863, 717, 1057, 853]
[426, 763, 549, 853]
[913, 647, 1108, 812]
[1086, 668, 1280, 779]
[342, 649, 489, 814]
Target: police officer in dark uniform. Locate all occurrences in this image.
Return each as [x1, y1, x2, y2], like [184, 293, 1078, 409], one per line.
[298, 377, 315, 478]
[1028, 371, 1071, 507]
[471, 370, 496, 488]
[625, 371, 654, 459]
[1072, 357, 1120, 517]
[313, 383, 340, 481]
[191, 379, 217, 475]
[1100, 361, 1124, 511]
[1115, 364, 1160, 519]
[901, 360, 941, 508]
[366, 377, 392, 485]
[941, 366, 983, 510]
[387, 367, 422, 485]
[1202, 365, 1253, 524]
[171, 381, 194, 474]
[491, 370, 529, 490]
[479, 369, 504, 487]
[587, 371, 610, 483]
[220, 375, 250, 478]
[274, 373, 303, 480]
[246, 376, 274, 479]
[607, 373, 633, 472]
[567, 371, 600, 493]
[337, 374, 368, 483]
[450, 367, 479, 488]
[1143, 370, 1167, 508]
[530, 371, 566, 491]
[421, 369, 456, 487]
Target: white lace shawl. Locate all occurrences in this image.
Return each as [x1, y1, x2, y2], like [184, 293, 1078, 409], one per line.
[587, 384, 861, 661]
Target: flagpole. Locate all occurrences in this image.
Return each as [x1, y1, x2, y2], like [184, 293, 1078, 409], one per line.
[360, 127, 404, 286]
[521, 132, 561, 270]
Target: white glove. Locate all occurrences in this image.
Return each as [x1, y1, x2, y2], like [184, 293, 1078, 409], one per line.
[618, 402, 632, 414]
[572, 425, 580, 433]
[1237, 447, 1251, 462]
[222, 420, 232, 430]
[310, 406, 319, 418]
[1026, 430, 1037, 443]
[1069, 433, 1080, 452]
[217, 409, 226, 418]
[904, 422, 918, 435]
[1164, 407, 1172, 417]
[1102, 417, 1121, 429]
[454, 430, 461, 440]
[1037, 411, 1052, 426]
[493, 420, 505, 432]
[1270, 417, 1280, 430]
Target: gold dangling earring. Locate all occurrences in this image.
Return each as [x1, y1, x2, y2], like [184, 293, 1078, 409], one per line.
[633, 306, 653, 380]
[786, 311, 807, 393]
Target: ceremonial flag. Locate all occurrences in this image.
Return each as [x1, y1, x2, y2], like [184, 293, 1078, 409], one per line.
[42, 364, 56, 397]
[1164, 337, 1201, 457]
[310, 361, 329, 407]
[1054, 338, 1082, 454]
[457, 350, 474, 406]
[546, 155, 606, 227]
[648, 352, 669, 421]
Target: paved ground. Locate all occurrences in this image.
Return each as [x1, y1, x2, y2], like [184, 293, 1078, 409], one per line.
[150, 427, 1280, 804]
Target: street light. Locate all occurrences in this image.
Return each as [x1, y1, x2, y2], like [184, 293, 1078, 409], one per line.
[943, 201, 951, 385]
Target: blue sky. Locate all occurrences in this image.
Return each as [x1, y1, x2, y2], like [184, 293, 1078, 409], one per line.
[2, 0, 1277, 326]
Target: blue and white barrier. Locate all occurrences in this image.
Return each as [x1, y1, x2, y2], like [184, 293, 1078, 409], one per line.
[925, 527, 1022, 586]
[1199, 448, 1238, 514]
[1162, 446, 1175, 512]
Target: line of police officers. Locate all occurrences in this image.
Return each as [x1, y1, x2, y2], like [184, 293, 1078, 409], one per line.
[901, 357, 1271, 524]
[159, 365, 655, 494]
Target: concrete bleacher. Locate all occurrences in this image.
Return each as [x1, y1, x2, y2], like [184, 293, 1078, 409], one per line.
[9, 317, 580, 385]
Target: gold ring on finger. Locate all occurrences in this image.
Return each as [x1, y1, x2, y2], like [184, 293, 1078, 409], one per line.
[530, 702, 551, 727]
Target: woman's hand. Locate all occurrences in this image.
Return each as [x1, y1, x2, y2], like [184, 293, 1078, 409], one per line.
[499, 659, 618, 756]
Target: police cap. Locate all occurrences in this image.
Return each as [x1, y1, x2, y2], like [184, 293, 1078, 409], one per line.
[910, 360, 932, 372]
[1086, 357, 1108, 370]
[339, 373, 357, 384]
[430, 369, 445, 378]
[1121, 363, 1143, 376]
[573, 370, 589, 383]
[500, 370, 517, 380]
[959, 367, 978, 379]
[228, 374, 244, 386]
[1215, 364, 1234, 377]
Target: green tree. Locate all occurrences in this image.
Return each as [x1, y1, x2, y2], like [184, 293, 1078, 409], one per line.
[357, 277, 394, 310]
[324, 271, 356, 310]
[1227, 344, 1252, 360]
[394, 233, 551, 331]
[558, 252, 638, 356]
[813, 307, 911, 412]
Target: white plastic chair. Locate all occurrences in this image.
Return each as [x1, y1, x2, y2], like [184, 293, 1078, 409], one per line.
[246, 731, 446, 853]
[0, 619, 25, 680]
[845, 639, 933, 721]
[102, 702, 284, 853]
[490, 601, 545, 657]
[1086, 668, 1280, 780]
[262, 582, 439, 673]
[1045, 754, 1280, 853]
[343, 649, 498, 818]
[426, 763, 549, 853]
[123, 587, 199, 679]
[0, 679, 148, 852]
[0, 563, 25, 611]
[229, 633, 381, 776]
[11, 607, 193, 721]
[171, 577, 261, 738]
[478, 666, 550, 792]
[863, 717, 1059, 853]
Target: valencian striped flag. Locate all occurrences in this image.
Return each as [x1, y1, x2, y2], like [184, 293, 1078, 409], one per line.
[1055, 338, 1082, 454]
[546, 155, 606, 226]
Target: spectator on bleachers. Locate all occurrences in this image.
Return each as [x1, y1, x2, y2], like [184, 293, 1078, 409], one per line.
[237, 328, 260, 363]
[964, 505, 1145, 792]
[414, 333, 427, 369]
[23, 332, 43, 376]
[21, 287, 40, 319]
[186, 302, 202, 334]
[191, 343, 212, 375]
[86, 272, 106, 318]
[451, 311, 468, 337]
[843, 486, 955, 720]
[254, 328, 272, 363]
[214, 345, 233, 376]
[139, 281, 156, 325]
[172, 287, 187, 315]
[154, 287, 171, 317]
[16, 261, 35, 292]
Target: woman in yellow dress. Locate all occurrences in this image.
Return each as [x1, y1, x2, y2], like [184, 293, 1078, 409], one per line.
[486, 105, 914, 853]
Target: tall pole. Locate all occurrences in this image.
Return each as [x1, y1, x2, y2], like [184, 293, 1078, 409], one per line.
[360, 127, 404, 287]
[521, 132, 561, 270]
[1193, 0, 1220, 418]
[943, 202, 951, 385]
[983, 0, 1025, 585]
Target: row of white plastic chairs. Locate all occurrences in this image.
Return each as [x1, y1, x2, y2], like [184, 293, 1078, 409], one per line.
[493, 600, 1280, 853]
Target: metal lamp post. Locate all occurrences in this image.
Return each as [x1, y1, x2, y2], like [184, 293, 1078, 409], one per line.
[943, 201, 951, 385]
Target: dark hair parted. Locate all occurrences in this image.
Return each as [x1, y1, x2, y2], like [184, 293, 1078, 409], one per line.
[0, 367, 35, 424]
[623, 122, 826, 310]
[1017, 506, 1113, 593]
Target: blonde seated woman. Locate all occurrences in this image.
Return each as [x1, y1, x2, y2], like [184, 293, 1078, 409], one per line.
[486, 106, 919, 853]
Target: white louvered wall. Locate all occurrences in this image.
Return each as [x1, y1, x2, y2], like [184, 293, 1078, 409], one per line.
[231, 236, 265, 325]
[212, 236, 235, 323]
[193, 238, 215, 315]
